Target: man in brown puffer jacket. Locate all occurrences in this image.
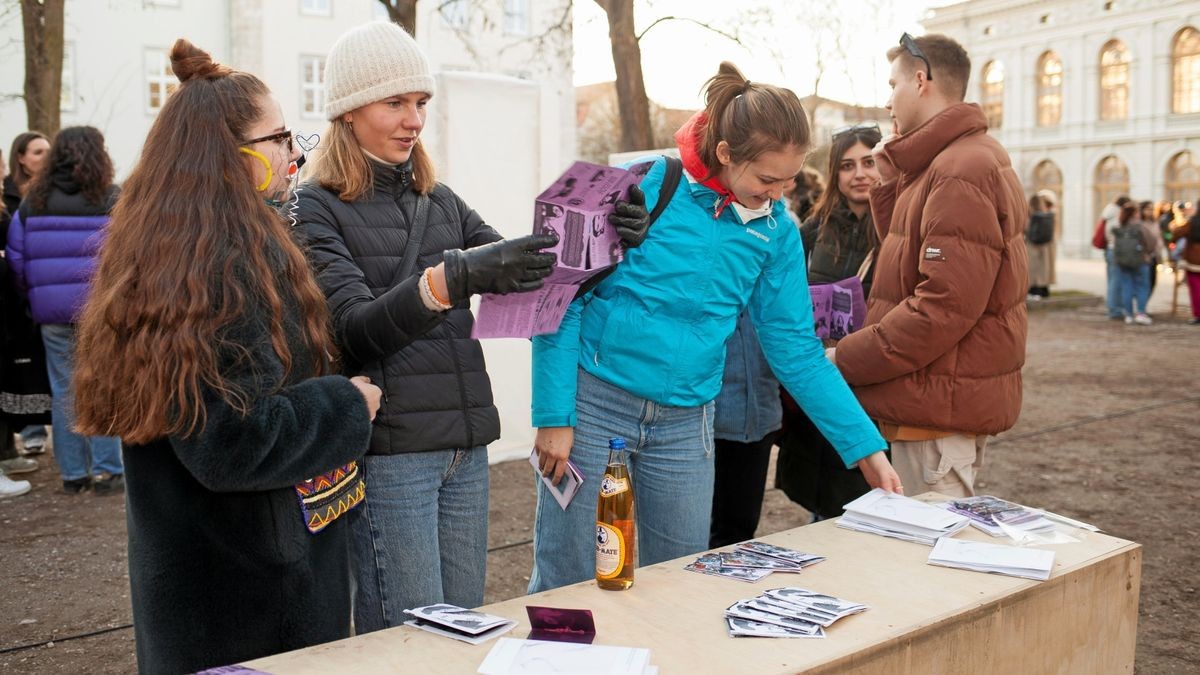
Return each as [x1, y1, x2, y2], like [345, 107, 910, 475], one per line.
[831, 33, 1028, 498]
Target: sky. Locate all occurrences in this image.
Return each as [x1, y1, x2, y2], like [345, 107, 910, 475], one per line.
[572, 0, 944, 110]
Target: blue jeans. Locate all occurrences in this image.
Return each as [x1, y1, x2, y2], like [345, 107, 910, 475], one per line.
[1105, 250, 1123, 318]
[529, 368, 715, 594]
[41, 324, 122, 481]
[1117, 264, 1150, 316]
[351, 447, 489, 633]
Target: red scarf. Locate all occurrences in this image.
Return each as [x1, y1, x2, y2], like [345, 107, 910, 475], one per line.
[674, 111, 735, 218]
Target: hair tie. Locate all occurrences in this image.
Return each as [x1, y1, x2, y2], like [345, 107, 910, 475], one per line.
[744, 79, 752, 92]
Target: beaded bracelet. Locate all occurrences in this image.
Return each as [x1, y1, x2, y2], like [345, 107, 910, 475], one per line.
[419, 267, 452, 312]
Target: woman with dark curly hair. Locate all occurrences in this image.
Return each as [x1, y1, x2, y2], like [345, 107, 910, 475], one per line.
[6, 126, 125, 494]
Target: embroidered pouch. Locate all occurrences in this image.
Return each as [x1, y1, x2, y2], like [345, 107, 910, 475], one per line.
[294, 461, 365, 534]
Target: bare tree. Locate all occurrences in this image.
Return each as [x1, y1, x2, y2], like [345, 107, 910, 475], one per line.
[594, 0, 652, 152]
[376, 0, 419, 34]
[20, 0, 64, 135]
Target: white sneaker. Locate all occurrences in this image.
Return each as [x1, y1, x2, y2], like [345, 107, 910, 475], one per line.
[1124, 316, 1134, 325]
[0, 457, 38, 474]
[1134, 314, 1153, 325]
[0, 473, 32, 499]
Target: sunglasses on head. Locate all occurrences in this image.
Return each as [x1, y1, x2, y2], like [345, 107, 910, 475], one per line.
[832, 122, 881, 140]
[900, 33, 933, 81]
[242, 129, 294, 153]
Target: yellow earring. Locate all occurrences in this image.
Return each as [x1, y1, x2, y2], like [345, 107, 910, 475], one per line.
[239, 147, 273, 192]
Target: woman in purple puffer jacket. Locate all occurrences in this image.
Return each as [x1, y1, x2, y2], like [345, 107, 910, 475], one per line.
[6, 126, 124, 494]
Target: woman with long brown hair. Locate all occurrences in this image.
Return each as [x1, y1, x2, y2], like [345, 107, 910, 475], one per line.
[72, 40, 381, 673]
[2, 131, 50, 229]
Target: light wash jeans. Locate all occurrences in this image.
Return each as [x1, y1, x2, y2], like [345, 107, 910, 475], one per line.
[1117, 263, 1151, 317]
[528, 367, 716, 594]
[41, 324, 122, 481]
[351, 446, 489, 633]
[1105, 250, 1123, 318]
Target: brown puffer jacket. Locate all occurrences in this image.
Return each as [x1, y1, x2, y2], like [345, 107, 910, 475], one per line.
[836, 103, 1028, 436]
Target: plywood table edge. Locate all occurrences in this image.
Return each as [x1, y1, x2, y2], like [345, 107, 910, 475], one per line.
[807, 540, 1142, 674]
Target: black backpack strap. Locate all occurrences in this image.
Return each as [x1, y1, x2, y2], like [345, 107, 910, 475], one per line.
[573, 156, 683, 300]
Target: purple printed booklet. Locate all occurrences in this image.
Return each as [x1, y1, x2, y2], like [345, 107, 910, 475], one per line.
[809, 276, 866, 340]
[473, 161, 649, 339]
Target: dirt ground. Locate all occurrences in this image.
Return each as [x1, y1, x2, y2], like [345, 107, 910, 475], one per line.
[1, 302, 1197, 674]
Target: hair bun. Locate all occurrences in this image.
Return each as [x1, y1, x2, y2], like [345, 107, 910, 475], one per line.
[169, 38, 231, 83]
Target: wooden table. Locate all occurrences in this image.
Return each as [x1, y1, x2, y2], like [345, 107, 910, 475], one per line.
[247, 497, 1140, 674]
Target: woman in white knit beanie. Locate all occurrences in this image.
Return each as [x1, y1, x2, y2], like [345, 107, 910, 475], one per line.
[297, 21, 640, 634]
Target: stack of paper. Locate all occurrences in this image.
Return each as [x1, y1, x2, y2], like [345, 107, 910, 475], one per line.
[939, 495, 1057, 538]
[927, 537, 1056, 581]
[403, 604, 517, 645]
[684, 542, 825, 583]
[837, 488, 971, 545]
[478, 637, 655, 675]
[724, 587, 869, 638]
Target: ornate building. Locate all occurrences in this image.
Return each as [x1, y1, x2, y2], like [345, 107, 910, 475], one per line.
[924, 0, 1200, 255]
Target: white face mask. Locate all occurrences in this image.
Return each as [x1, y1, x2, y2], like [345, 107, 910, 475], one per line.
[730, 199, 774, 224]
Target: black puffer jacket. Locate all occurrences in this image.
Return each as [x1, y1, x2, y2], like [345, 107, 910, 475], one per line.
[800, 206, 876, 298]
[296, 161, 503, 455]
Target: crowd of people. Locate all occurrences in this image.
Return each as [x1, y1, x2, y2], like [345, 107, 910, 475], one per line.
[0, 21, 1194, 674]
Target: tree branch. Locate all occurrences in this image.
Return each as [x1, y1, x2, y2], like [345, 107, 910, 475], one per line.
[636, 15, 745, 47]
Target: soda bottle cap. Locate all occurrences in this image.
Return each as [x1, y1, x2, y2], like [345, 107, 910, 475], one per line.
[608, 437, 626, 450]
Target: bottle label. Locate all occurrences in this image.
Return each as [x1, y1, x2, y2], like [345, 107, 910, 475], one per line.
[595, 521, 626, 579]
[599, 474, 629, 498]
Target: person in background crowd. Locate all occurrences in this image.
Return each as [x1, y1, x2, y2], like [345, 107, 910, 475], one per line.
[531, 61, 900, 593]
[1169, 202, 1200, 325]
[786, 166, 824, 223]
[0, 149, 44, 494]
[72, 39, 380, 673]
[1101, 195, 1133, 319]
[2, 134, 54, 458]
[1110, 202, 1156, 326]
[7, 126, 125, 494]
[1156, 200, 1175, 256]
[297, 21, 568, 632]
[1139, 200, 1164, 299]
[775, 121, 883, 522]
[1168, 201, 1192, 263]
[830, 33, 1028, 499]
[2, 132, 50, 236]
[1025, 191, 1055, 300]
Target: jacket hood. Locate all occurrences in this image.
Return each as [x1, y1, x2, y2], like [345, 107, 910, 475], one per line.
[881, 103, 988, 178]
[674, 111, 735, 218]
[50, 161, 81, 195]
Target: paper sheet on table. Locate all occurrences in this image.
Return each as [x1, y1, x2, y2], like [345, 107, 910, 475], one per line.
[927, 536, 1056, 581]
[472, 160, 652, 339]
[478, 637, 653, 675]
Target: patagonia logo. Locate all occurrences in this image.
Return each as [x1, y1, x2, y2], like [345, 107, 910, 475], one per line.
[924, 246, 946, 261]
[745, 227, 770, 243]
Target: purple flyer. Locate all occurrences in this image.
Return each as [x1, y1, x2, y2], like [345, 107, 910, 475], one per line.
[810, 276, 866, 340]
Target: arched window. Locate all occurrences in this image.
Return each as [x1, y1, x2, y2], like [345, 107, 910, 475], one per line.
[1174, 27, 1200, 114]
[981, 60, 1004, 129]
[1093, 155, 1129, 222]
[1099, 40, 1129, 120]
[1033, 160, 1063, 239]
[1037, 52, 1063, 127]
[1165, 151, 1200, 204]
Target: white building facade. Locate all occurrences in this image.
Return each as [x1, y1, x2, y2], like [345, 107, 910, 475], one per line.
[0, 0, 575, 184]
[924, 0, 1200, 256]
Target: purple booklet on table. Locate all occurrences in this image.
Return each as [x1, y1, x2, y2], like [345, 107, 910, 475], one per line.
[525, 605, 596, 644]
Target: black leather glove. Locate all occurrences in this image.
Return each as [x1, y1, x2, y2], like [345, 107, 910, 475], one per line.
[609, 184, 650, 248]
[443, 233, 558, 301]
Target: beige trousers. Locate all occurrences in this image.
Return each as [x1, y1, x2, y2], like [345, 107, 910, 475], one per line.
[891, 434, 988, 499]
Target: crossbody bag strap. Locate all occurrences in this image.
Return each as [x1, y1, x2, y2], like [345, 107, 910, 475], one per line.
[390, 193, 431, 290]
[856, 248, 875, 283]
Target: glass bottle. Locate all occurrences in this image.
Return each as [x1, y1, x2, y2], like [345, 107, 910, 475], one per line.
[595, 437, 636, 590]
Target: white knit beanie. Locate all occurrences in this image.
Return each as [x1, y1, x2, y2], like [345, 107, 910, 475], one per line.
[324, 21, 436, 120]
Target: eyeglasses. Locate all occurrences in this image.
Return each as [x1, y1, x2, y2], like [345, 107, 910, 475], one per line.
[242, 129, 294, 153]
[832, 122, 881, 140]
[899, 33, 933, 81]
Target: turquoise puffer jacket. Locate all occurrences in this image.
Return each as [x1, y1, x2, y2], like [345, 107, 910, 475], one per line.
[532, 157, 885, 467]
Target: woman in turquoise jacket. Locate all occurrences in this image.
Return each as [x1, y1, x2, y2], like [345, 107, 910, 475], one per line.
[530, 62, 901, 593]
